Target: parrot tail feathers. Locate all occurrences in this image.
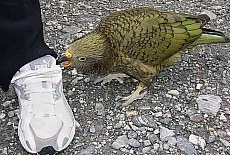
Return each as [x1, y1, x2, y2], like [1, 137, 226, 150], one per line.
[191, 28, 230, 46]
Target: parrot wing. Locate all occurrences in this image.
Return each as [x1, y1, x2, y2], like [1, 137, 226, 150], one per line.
[99, 8, 207, 65]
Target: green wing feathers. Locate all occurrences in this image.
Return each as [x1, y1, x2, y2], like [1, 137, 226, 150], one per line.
[98, 8, 229, 65]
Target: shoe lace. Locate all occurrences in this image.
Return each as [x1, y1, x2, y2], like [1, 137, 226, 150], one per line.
[20, 68, 62, 117]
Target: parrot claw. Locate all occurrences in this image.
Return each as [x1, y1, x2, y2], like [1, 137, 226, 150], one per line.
[121, 85, 147, 106]
[94, 73, 129, 85]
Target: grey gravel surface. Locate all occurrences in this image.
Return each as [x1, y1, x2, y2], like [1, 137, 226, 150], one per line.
[0, 0, 229, 155]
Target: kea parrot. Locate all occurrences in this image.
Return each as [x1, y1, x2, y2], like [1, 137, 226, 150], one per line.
[57, 7, 230, 106]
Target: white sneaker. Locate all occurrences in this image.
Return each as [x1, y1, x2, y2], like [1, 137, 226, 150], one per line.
[11, 55, 76, 153]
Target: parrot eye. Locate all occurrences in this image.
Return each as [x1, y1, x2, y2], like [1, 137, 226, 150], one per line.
[78, 56, 87, 62]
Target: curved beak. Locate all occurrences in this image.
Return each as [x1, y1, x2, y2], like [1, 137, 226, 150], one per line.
[56, 50, 73, 67]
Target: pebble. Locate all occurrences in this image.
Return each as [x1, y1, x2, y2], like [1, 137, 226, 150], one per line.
[148, 134, 159, 143]
[95, 103, 105, 116]
[195, 83, 203, 90]
[79, 145, 95, 155]
[126, 111, 138, 117]
[112, 135, 140, 149]
[167, 90, 180, 96]
[132, 115, 158, 128]
[167, 137, 177, 146]
[126, 138, 140, 148]
[142, 146, 152, 154]
[210, 5, 222, 10]
[160, 127, 175, 142]
[2, 101, 11, 107]
[127, 131, 138, 139]
[83, 77, 90, 83]
[111, 135, 129, 149]
[196, 95, 221, 116]
[154, 129, 160, 135]
[0, 112, 6, 120]
[71, 69, 78, 75]
[143, 140, 152, 146]
[177, 136, 197, 155]
[207, 134, 215, 144]
[153, 111, 163, 117]
[189, 134, 206, 150]
[8, 111, 15, 118]
[189, 114, 204, 122]
[89, 126, 96, 133]
[219, 113, 227, 122]
[163, 143, 170, 150]
[220, 138, 230, 147]
[153, 143, 160, 151]
[200, 10, 217, 20]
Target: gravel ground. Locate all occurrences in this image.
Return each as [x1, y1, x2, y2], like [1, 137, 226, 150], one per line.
[0, 0, 229, 155]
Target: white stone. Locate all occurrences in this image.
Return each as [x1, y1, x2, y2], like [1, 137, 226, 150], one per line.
[196, 95, 221, 116]
[167, 90, 180, 96]
[220, 138, 230, 147]
[126, 111, 138, 117]
[142, 146, 152, 154]
[153, 143, 160, 150]
[200, 10, 217, 19]
[196, 83, 203, 90]
[71, 69, 78, 75]
[189, 134, 206, 150]
[160, 127, 175, 142]
[154, 129, 160, 134]
[220, 113, 227, 122]
[0, 112, 6, 119]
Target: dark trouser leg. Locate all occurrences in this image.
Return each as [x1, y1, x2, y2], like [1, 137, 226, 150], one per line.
[0, 0, 57, 91]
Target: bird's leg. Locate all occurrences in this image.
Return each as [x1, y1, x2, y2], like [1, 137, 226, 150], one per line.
[121, 82, 147, 106]
[94, 73, 129, 85]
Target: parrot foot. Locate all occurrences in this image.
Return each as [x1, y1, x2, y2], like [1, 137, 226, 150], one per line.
[121, 85, 147, 106]
[94, 73, 129, 85]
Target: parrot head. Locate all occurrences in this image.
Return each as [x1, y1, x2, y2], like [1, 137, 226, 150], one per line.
[57, 32, 112, 74]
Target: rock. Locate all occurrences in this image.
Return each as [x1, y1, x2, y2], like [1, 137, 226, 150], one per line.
[126, 138, 140, 148]
[160, 127, 175, 142]
[153, 143, 160, 151]
[95, 103, 105, 116]
[127, 131, 138, 139]
[219, 113, 227, 122]
[220, 138, 230, 147]
[189, 114, 204, 122]
[112, 134, 140, 149]
[2, 101, 11, 107]
[111, 135, 129, 149]
[163, 143, 170, 150]
[89, 126, 96, 133]
[153, 111, 163, 117]
[143, 140, 152, 146]
[167, 137, 177, 146]
[196, 95, 221, 116]
[142, 146, 152, 154]
[189, 134, 206, 150]
[8, 111, 15, 118]
[208, 134, 216, 143]
[126, 111, 138, 117]
[79, 145, 95, 155]
[132, 114, 158, 128]
[177, 136, 197, 155]
[154, 129, 160, 134]
[210, 6, 222, 10]
[0, 112, 6, 120]
[167, 90, 180, 96]
[200, 10, 217, 19]
[148, 134, 159, 143]
[196, 83, 203, 90]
